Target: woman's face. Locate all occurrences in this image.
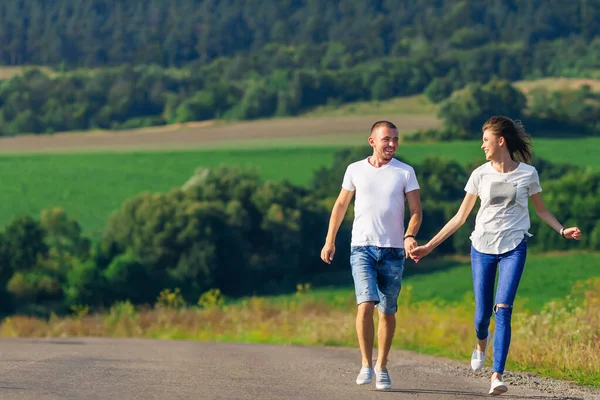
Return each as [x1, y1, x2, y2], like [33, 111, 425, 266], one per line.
[481, 129, 503, 161]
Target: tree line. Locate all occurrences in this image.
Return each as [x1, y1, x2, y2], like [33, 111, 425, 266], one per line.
[1, 0, 599, 69]
[1, 1, 600, 136]
[407, 80, 600, 141]
[0, 153, 597, 318]
[2, 68, 600, 137]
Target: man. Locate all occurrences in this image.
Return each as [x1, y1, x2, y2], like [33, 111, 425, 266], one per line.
[320, 120, 422, 390]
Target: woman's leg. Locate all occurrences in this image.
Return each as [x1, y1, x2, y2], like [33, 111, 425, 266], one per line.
[492, 239, 527, 376]
[471, 246, 498, 344]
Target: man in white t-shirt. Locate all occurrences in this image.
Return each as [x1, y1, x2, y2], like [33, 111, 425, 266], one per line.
[320, 120, 422, 390]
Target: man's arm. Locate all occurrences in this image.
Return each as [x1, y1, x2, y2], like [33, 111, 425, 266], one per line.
[321, 188, 355, 264]
[404, 189, 422, 257]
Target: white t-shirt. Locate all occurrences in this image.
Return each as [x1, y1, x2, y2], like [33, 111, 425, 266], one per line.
[342, 157, 420, 248]
[465, 162, 542, 254]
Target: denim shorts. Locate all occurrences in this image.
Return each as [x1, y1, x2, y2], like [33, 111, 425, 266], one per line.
[350, 246, 405, 314]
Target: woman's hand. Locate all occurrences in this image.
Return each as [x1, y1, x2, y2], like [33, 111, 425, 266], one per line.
[562, 227, 582, 240]
[410, 243, 433, 263]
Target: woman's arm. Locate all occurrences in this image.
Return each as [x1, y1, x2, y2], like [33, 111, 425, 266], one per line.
[411, 192, 478, 262]
[530, 193, 582, 240]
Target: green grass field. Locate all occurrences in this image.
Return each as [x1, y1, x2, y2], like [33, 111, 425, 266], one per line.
[0, 148, 337, 236]
[302, 94, 437, 116]
[405, 251, 600, 310]
[2, 136, 599, 235]
[271, 251, 600, 312]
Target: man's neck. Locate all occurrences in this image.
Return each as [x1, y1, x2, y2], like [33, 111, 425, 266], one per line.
[368, 155, 392, 168]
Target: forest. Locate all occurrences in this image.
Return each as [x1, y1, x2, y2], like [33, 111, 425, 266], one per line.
[1, 0, 600, 135]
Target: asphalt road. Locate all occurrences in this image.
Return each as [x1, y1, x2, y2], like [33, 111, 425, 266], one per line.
[0, 338, 597, 400]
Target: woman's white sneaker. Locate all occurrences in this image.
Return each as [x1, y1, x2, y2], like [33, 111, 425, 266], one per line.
[489, 379, 508, 395]
[470, 334, 490, 371]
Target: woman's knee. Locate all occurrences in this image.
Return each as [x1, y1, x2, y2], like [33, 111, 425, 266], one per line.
[494, 303, 513, 322]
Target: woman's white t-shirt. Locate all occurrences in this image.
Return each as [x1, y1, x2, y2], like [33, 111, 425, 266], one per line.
[465, 162, 542, 254]
[342, 157, 420, 248]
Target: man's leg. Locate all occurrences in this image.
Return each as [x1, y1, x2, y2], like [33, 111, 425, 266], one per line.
[375, 310, 395, 370]
[373, 247, 405, 389]
[350, 246, 379, 384]
[356, 301, 376, 367]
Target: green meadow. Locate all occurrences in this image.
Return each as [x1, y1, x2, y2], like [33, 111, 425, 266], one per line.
[1, 136, 599, 235]
[292, 251, 600, 312]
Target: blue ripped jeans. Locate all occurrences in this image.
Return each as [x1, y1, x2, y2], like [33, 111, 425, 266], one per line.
[470, 238, 527, 374]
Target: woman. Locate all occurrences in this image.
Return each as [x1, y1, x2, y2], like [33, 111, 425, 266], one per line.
[410, 116, 582, 396]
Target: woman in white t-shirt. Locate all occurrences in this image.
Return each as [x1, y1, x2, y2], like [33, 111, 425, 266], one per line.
[411, 116, 582, 396]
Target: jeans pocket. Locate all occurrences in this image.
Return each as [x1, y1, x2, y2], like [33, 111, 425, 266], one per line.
[351, 246, 366, 254]
[391, 248, 405, 259]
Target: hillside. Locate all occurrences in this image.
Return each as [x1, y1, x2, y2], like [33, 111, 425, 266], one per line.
[1, 1, 600, 137]
[1, 1, 599, 69]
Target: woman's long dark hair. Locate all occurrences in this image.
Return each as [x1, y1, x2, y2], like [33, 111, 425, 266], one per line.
[482, 116, 533, 163]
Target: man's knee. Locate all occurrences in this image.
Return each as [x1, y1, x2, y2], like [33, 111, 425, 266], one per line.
[358, 301, 376, 315]
[378, 310, 396, 321]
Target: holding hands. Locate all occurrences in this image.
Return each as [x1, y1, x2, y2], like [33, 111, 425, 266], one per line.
[404, 236, 418, 260]
[408, 243, 431, 263]
[408, 226, 582, 264]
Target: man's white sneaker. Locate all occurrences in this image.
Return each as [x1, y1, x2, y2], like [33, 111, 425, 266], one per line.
[374, 368, 392, 390]
[356, 366, 373, 385]
[471, 334, 490, 371]
[489, 379, 508, 396]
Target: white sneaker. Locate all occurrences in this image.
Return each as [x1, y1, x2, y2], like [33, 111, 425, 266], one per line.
[471, 333, 491, 371]
[356, 366, 373, 385]
[489, 379, 508, 396]
[374, 368, 392, 390]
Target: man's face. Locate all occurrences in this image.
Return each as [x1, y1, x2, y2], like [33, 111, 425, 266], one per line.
[369, 127, 399, 160]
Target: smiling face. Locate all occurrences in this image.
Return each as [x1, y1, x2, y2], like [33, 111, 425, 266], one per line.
[481, 128, 504, 161]
[369, 126, 399, 161]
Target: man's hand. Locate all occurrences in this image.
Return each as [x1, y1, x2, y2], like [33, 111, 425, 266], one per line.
[410, 244, 433, 263]
[404, 237, 418, 260]
[321, 242, 335, 264]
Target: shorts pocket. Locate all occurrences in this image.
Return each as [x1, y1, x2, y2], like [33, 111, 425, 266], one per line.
[391, 248, 405, 259]
[351, 246, 367, 254]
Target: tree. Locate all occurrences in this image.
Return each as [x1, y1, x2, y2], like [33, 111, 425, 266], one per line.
[437, 80, 527, 136]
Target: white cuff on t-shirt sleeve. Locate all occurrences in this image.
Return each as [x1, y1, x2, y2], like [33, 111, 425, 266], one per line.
[529, 187, 542, 196]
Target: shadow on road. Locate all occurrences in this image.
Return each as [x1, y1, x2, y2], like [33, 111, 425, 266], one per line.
[377, 388, 584, 400]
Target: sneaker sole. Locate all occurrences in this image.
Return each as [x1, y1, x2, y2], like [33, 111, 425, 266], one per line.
[471, 362, 484, 371]
[356, 380, 372, 385]
[374, 371, 391, 390]
[489, 385, 508, 396]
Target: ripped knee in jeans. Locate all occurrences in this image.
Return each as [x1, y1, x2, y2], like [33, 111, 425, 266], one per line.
[494, 303, 512, 313]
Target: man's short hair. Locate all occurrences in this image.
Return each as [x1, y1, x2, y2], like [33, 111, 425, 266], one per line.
[370, 120, 397, 134]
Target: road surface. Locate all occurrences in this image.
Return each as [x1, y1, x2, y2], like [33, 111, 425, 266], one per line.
[0, 338, 597, 399]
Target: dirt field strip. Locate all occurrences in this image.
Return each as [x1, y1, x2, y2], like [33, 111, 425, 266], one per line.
[0, 114, 440, 153]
